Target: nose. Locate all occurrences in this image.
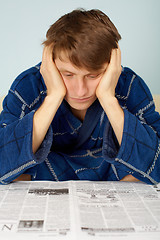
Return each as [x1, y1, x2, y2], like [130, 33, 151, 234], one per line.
[75, 77, 88, 97]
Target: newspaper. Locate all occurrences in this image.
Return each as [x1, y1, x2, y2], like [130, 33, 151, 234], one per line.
[0, 181, 160, 240]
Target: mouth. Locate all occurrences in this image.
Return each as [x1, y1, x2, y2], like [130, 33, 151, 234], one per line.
[70, 96, 92, 102]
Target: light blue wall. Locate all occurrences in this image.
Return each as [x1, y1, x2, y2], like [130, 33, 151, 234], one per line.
[0, 0, 160, 97]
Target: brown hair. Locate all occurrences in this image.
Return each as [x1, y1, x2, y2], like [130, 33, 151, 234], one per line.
[43, 9, 121, 71]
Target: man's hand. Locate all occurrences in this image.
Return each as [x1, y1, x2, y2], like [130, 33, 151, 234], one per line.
[32, 46, 66, 153]
[40, 45, 66, 98]
[96, 46, 121, 99]
[120, 175, 140, 182]
[96, 46, 124, 145]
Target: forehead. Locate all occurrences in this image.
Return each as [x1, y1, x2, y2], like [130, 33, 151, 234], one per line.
[55, 58, 91, 75]
[54, 51, 107, 74]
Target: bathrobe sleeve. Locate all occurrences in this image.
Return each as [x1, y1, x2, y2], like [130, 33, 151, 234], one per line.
[103, 67, 160, 184]
[0, 65, 53, 184]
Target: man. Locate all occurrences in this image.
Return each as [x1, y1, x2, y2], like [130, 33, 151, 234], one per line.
[0, 9, 160, 184]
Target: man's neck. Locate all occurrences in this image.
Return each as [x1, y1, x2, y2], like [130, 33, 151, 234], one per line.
[70, 108, 87, 122]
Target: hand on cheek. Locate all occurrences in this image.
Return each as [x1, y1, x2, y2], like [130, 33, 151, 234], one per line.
[96, 45, 122, 99]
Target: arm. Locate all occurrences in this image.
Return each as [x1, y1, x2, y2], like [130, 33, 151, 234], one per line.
[0, 46, 66, 184]
[32, 46, 66, 153]
[96, 47, 141, 182]
[98, 58, 160, 184]
[96, 46, 123, 145]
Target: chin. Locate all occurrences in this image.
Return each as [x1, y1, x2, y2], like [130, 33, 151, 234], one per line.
[65, 95, 97, 110]
[67, 101, 94, 111]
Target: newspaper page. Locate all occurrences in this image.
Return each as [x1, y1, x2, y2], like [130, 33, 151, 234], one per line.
[0, 181, 160, 240]
[0, 181, 73, 240]
[74, 181, 160, 240]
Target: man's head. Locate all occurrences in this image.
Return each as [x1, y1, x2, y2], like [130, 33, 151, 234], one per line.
[43, 9, 121, 71]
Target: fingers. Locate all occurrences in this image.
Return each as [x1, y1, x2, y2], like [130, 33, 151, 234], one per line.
[42, 45, 53, 65]
[116, 45, 121, 68]
[40, 45, 66, 97]
[109, 45, 122, 75]
[40, 45, 57, 78]
[110, 46, 121, 65]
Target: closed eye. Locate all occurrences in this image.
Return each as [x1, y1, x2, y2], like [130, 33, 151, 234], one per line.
[65, 74, 73, 77]
[87, 74, 101, 79]
[62, 72, 74, 77]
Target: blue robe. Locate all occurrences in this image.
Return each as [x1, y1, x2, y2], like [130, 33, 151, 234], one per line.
[0, 64, 160, 184]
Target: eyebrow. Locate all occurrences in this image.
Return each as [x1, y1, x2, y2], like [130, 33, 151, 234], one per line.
[59, 68, 104, 75]
[59, 69, 75, 73]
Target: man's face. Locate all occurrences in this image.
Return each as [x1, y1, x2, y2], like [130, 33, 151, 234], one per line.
[55, 54, 108, 114]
